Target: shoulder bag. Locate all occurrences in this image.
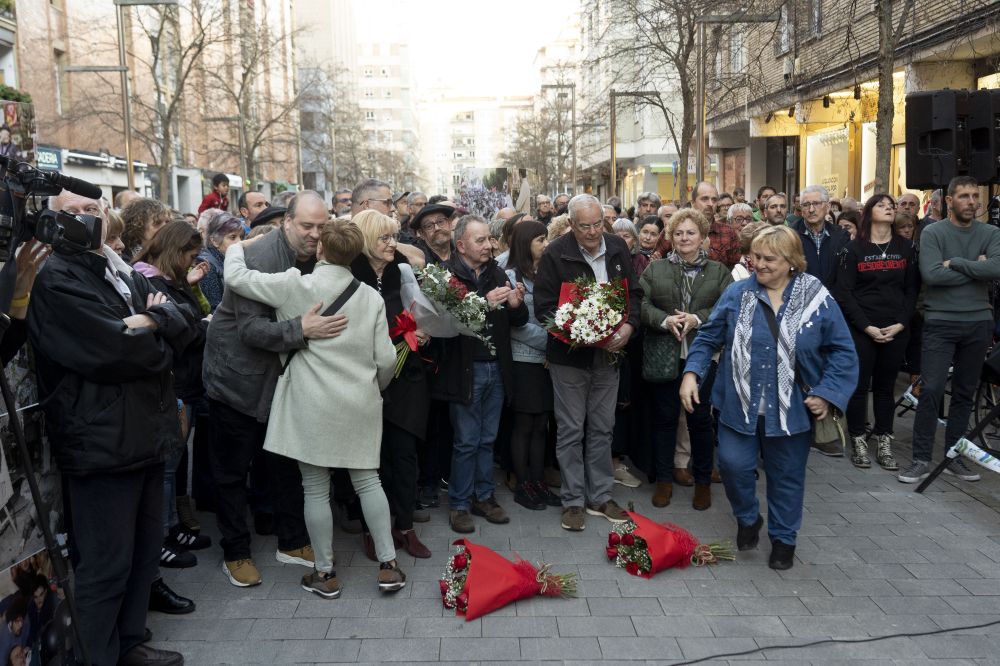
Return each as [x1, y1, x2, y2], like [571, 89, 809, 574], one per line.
[760, 302, 846, 451]
[280, 278, 361, 375]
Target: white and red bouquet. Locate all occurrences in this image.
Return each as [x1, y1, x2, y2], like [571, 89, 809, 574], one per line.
[401, 264, 494, 352]
[545, 277, 629, 351]
[440, 539, 577, 620]
[607, 512, 734, 578]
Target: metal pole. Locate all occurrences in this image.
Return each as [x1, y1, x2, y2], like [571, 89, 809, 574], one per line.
[116, 3, 135, 192]
[695, 21, 705, 184]
[237, 115, 247, 188]
[571, 84, 577, 195]
[610, 90, 617, 199]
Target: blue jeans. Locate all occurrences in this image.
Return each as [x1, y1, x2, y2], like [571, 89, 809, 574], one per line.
[449, 361, 504, 510]
[717, 417, 811, 546]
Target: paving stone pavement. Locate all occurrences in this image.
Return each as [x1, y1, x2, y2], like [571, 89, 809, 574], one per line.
[151, 397, 1000, 664]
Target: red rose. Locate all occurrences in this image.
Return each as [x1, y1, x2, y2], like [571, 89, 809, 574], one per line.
[439, 580, 449, 596]
[456, 592, 469, 610]
[448, 276, 469, 299]
[452, 553, 468, 570]
[606, 546, 618, 560]
[608, 532, 621, 546]
[621, 533, 635, 546]
[625, 561, 640, 575]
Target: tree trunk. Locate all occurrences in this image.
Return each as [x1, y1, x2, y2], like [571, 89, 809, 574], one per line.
[158, 124, 173, 205]
[874, 0, 896, 195]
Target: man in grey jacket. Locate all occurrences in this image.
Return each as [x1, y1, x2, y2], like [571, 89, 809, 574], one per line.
[203, 191, 347, 586]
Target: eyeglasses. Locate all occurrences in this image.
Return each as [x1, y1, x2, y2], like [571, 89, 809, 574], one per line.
[365, 198, 393, 208]
[335, 197, 351, 204]
[377, 233, 400, 244]
[731, 216, 753, 223]
[801, 201, 826, 209]
[575, 222, 604, 232]
[420, 218, 450, 231]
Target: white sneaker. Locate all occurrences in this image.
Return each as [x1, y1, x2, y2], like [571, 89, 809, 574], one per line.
[902, 388, 918, 408]
[613, 463, 641, 488]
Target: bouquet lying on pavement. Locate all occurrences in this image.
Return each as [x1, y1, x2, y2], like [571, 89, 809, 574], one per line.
[607, 511, 734, 578]
[401, 263, 494, 352]
[440, 539, 578, 620]
[545, 277, 629, 358]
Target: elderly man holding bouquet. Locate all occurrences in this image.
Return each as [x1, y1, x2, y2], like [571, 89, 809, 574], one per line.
[534, 194, 643, 532]
[429, 214, 529, 534]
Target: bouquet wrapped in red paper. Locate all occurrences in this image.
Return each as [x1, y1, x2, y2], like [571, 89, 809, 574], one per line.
[389, 310, 421, 378]
[606, 512, 734, 578]
[439, 539, 577, 620]
[545, 277, 629, 352]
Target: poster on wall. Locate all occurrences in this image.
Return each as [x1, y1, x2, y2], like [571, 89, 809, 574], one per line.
[0, 102, 36, 165]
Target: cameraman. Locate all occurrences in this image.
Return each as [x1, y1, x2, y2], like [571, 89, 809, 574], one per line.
[27, 190, 193, 666]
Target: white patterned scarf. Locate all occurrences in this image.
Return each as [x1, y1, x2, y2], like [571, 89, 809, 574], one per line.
[731, 273, 831, 434]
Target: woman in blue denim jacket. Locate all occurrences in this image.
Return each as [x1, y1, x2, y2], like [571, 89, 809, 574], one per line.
[680, 225, 857, 571]
[505, 221, 561, 511]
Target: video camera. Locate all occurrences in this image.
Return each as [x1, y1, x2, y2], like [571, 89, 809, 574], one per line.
[0, 155, 104, 262]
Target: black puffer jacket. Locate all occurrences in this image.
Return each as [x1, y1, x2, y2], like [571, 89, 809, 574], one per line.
[428, 255, 528, 404]
[27, 251, 197, 475]
[140, 271, 209, 402]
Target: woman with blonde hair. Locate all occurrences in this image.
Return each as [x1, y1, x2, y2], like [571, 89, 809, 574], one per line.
[680, 225, 857, 570]
[349, 210, 433, 559]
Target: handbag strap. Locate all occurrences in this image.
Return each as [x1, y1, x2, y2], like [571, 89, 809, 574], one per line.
[758, 300, 811, 395]
[280, 278, 361, 375]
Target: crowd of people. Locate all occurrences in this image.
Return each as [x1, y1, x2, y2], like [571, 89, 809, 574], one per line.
[9, 171, 998, 665]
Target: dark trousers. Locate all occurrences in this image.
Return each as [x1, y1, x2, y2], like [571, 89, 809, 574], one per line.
[381, 421, 419, 531]
[912, 319, 993, 462]
[67, 465, 162, 666]
[511, 411, 549, 484]
[208, 398, 309, 560]
[904, 312, 924, 375]
[846, 328, 909, 436]
[649, 360, 716, 485]
[418, 400, 452, 488]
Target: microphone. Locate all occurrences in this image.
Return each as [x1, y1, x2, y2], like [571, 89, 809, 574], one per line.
[47, 173, 103, 201]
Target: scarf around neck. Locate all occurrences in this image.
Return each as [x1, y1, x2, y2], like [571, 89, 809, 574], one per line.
[731, 272, 830, 434]
[667, 249, 709, 312]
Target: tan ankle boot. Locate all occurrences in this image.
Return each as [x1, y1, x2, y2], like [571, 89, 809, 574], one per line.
[652, 482, 673, 507]
[693, 484, 712, 511]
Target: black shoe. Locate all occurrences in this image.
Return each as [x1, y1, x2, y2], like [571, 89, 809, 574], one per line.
[254, 512, 275, 536]
[160, 545, 196, 569]
[532, 482, 561, 507]
[513, 482, 546, 511]
[119, 643, 184, 666]
[168, 524, 211, 551]
[736, 515, 764, 551]
[768, 541, 795, 570]
[149, 578, 195, 615]
[417, 485, 439, 509]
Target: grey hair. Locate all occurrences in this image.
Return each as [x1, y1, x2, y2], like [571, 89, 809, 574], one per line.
[488, 217, 505, 239]
[406, 191, 426, 204]
[930, 189, 942, 202]
[567, 194, 602, 223]
[536, 194, 551, 204]
[801, 184, 830, 202]
[637, 191, 662, 207]
[351, 178, 391, 204]
[453, 214, 488, 243]
[272, 191, 296, 207]
[612, 218, 638, 237]
[727, 202, 753, 220]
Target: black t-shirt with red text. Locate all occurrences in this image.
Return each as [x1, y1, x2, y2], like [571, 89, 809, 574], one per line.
[832, 236, 920, 331]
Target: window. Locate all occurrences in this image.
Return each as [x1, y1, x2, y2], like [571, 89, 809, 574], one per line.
[775, 5, 791, 55]
[808, 0, 823, 36]
[365, 110, 375, 121]
[383, 89, 392, 98]
[380, 67, 389, 77]
[363, 67, 373, 78]
[302, 172, 317, 190]
[383, 131, 393, 143]
[363, 89, 374, 98]
[300, 111, 315, 132]
[468, 151, 475, 158]
[729, 31, 745, 73]
[54, 50, 68, 116]
[454, 152, 464, 159]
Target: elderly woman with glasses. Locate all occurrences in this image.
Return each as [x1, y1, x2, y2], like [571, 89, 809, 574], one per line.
[197, 212, 245, 311]
[350, 210, 433, 560]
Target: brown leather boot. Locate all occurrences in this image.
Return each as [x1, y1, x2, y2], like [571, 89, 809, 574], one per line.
[673, 467, 694, 486]
[652, 482, 673, 508]
[692, 484, 711, 511]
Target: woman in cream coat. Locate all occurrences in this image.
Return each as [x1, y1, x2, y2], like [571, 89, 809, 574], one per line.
[224, 218, 403, 599]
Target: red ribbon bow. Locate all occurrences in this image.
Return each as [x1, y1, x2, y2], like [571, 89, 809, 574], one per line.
[390, 310, 419, 352]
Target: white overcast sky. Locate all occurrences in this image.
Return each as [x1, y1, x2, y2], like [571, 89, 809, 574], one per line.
[356, 0, 579, 96]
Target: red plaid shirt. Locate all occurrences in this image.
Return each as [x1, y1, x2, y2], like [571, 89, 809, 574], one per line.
[708, 220, 740, 268]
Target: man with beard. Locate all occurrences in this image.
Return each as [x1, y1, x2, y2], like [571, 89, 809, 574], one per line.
[553, 193, 571, 215]
[753, 185, 777, 221]
[900, 176, 1000, 485]
[634, 192, 661, 221]
[332, 189, 353, 217]
[410, 203, 458, 266]
[763, 193, 788, 226]
[691, 181, 739, 268]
